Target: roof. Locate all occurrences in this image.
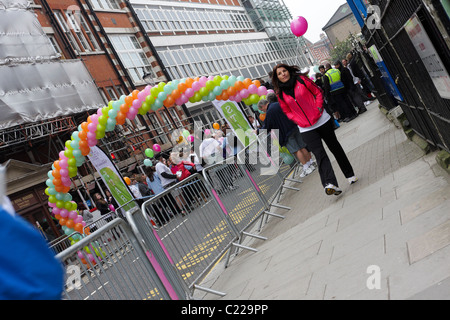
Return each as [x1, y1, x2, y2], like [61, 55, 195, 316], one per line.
[322, 3, 353, 30]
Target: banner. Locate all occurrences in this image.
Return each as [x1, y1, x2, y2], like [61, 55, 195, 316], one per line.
[87, 146, 137, 212]
[368, 45, 404, 101]
[211, 100, 256, 147]
[405, 14, 450, 99]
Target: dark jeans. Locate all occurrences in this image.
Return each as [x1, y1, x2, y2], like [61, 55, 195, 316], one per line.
[301, 118, 355, 188]
[331, 92, 357, 119]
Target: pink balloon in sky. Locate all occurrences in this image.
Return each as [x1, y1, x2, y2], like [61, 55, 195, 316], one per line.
[290, 16, 308, 37]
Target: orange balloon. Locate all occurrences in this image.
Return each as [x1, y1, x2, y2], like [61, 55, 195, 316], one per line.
[62, 186, 71, 193]
[124, 95, 134, 106]
[81, 122, 89, 132]
[185, 78, 194, 88]
[53, 178, 62, 186]
[243, 78, 252, 88]
[80, 146, 90, 156]
[79, 140, 88, 149]
[66, 219, 75, 229]
[132, 90, 139, 99]
[59, 218, 67, 226]
[54, 214, 62, 220]
[53, 160, 61, 170]
[164, 96, 175, 107]
[78, 130, 87, 140]
[234, 81, 244, 91]
[87, 116, 92, 124]
[253, 80, 261, 87]
[120, 103, 130, 114]
[213, 123, 220, 130]
[116, 112, 126, 125]
[74, 223, 83, 233]
[124, 177, 131, 185]
[221, 92, 229, 101]
[260, 113, 266, 121]
[84, 227, 91, 235]
[171, 89, 181, 100]
[55, 185, 65, 193]
[227, 86, 237, 97]
[178, 83, 188, 92]
[52, 169, 61, 179]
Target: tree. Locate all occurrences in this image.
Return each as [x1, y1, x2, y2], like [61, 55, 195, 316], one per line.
[330, 35, 354, 64]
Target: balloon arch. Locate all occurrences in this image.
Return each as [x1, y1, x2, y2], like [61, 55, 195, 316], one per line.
[45, 74, 272, 264]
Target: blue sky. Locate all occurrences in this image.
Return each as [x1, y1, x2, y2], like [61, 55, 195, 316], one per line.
[283, 0, 347, 43]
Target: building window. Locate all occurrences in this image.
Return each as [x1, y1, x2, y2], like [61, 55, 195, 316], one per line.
[109, 35, 155, 84]
[147, 113, 169, 145]
[54, 10, 100, 53]
[90, 0, 121, 10]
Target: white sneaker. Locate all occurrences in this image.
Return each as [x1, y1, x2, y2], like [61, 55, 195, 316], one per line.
[300, 165, 315, 178]
[348, 176, 358, 185]
[324, 183, 342, 196]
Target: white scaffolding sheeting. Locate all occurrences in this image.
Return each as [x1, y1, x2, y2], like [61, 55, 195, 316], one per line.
[0, 0, 104, 130]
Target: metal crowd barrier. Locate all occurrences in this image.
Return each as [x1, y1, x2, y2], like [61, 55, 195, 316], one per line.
[54, 132, 303, 299]
[126, 173, 258, 298]
[56, 218, 180, 300]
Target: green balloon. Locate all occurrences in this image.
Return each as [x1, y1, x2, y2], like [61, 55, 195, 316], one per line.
[199, 87, 209, 96]
[145, 148, 154, 158]
[205, 80, 215, 91]
[182, 130, 190, 137]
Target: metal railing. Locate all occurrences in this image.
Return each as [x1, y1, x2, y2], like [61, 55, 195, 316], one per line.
[55, 131, 302, 299]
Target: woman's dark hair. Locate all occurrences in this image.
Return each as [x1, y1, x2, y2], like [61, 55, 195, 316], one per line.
[144, 166, 156, 182]
[271, 63, 308, 95]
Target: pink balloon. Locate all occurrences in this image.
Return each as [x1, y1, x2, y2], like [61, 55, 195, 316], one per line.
[59, 168, 69, 177]
[153, 144, 161, 152]
[258, 86, 268, 96]
[74, 215, 84, 223]
[96, 108, 103, 117]
[185, 88, 194, 98]
[52, 207, 61, 215]
[240, 89, 250, 99]
[59, 159, 68, 168]
[175, 97, 184, 105]
[291, 16, 308, 37]
[87, 122, 97, 132]
[132, 99, 141, 108]
[60, 208, 69, 218]
[59, 151, 67, 160]
[199, 76, 207, 86]
[68, 210, 78, 220]
[204, 129, 211, 135]
[191, 81, 201, 91]
[188, 135, 194, 142]
[248, 84, 258, 94]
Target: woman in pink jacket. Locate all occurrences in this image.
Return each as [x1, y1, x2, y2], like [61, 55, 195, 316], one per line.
[272, 64, 358, 196]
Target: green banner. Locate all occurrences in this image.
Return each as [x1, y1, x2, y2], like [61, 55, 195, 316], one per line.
[88, 146, 137, 212]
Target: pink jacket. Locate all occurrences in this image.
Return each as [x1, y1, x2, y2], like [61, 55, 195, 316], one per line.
[278, 76, 325, 128]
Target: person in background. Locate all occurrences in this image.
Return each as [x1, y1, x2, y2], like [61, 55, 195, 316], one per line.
[258, 93, 316, 178]
[322, 63, 358, 123]
[271, 63, 358, 196]
[334, 60, 367, 115]
[94, 192, 112, 222]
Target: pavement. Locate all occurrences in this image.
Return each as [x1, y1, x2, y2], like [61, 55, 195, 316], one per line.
[194, 100, 450, 300]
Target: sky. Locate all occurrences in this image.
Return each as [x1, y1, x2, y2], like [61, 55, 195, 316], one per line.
[282, 0, 348, 43]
